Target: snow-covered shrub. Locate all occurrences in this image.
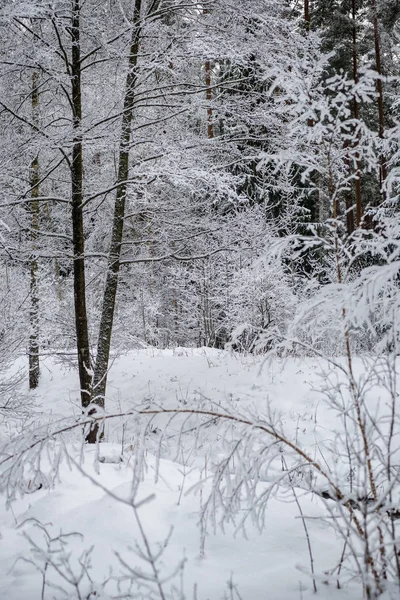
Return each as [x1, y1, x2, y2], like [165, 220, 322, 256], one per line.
[227, 256, 296, 352]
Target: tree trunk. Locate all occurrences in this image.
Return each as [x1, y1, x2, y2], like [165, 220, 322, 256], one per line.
[371, 0, 388, 192]
[71, 0, 92, 409]
[205, 59, 214, 139]
[304, 0, 310, 32]
[344, 141, 355, 235]
[203, 8, 214, 139]
[28, 71, 40, 390]
[91, 0, 142, 416]
[304, 0, 320, 222]
[351, 0, 362, 228]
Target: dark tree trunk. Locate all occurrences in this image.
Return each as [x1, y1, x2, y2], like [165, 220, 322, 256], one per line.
[28, 72, 40, 390]
[304, 0, 310, 32]
[351, 0, 362, 227]
[71, 0, 92, 410]
[344, 141, 355, 235]
[205, 59, 214, 139]
[203, 8, 214, 139]
[372, 0, 388, 191]
[304, 0, 321, 222]
[91, 0, 142, 417]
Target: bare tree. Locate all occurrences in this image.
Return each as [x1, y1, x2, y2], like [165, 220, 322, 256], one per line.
[90, 0, 143, 427]
[70, 0, 92, 408]
[28, 65, 40, 390]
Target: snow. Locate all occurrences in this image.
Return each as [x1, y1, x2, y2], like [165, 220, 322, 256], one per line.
[0, 349, 395, 599]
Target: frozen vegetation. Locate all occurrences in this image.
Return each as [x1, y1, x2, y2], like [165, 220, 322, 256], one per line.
[1, 1, 400, 598]
[1, 349, 400, 599]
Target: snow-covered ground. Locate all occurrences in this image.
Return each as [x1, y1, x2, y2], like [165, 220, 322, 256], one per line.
[0, 349, 397, 599]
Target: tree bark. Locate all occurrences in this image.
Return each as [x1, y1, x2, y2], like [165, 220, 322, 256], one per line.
[71, 0, 92, 409]
[203, 8, 214, 139]
[205, 59, 214, 139]
[344, 141, 355, 235]
[304, 0, 310, 32]
[351, 0, 362, 228]
[371, 0, 388, 192]
[28, 70, 40, 390]
[91, 0, 142, 415]
[304, 0, 321, 222]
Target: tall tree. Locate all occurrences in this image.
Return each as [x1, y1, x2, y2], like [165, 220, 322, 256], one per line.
[371, 0, 388, 191]
[28, 66, 40, 390]
[203, 7, 214, 139]
[348, 0, 361, 231]
[70, 0, 92, 408]
[90, 0, 143, 418]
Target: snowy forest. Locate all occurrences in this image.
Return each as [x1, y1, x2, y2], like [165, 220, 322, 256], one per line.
[1, 0, 400, 598]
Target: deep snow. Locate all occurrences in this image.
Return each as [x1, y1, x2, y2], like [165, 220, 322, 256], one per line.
[0, 349, 396, 599]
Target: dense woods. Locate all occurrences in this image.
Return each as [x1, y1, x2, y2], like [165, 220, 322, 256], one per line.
[2, 2, 400, 598]
[0, 0, 399, 396]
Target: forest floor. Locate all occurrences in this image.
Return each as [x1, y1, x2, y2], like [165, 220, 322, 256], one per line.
[0, 349, 396, 599]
